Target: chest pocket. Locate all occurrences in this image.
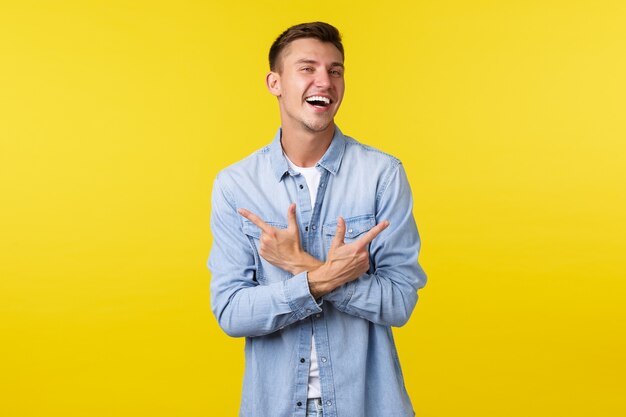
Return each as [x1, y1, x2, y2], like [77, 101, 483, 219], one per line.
[322, 214, 376, 253]
[242, 220, 293, 284]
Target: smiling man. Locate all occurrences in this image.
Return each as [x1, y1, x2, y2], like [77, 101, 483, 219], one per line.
[208, 22, 427, 417]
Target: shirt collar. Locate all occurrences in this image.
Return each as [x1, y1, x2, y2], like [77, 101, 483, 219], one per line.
[269, 125, 347, 182]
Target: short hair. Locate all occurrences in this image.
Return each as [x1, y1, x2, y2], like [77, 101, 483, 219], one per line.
[269, 22, 344, 72]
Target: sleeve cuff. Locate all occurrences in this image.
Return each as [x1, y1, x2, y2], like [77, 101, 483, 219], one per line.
[283, 271, 322, 320]
[322, 279, 356, 311]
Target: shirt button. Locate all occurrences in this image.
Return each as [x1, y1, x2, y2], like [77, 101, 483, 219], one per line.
[299, 184, 304, 189]
[316, 314, 321, 318]
[306, 309, 312, 313]
[297, 401, 302, 407]
[321, 357, 327, 362]
[326, 400, 332, 406]
[300, 358, 305, 363]
[312, 225, 316, 230]
[348, 228, 353, 233]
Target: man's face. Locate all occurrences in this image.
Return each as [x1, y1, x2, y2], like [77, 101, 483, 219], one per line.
[269, 38, 345, 134]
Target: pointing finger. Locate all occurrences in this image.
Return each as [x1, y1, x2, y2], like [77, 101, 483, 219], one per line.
[357, 220, 390, 246]
[238, 208, 272, 233]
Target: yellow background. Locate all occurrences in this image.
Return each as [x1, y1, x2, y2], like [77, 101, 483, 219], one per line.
[1, 0, 624, 416]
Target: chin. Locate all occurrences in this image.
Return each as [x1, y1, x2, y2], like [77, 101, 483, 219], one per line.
[303, 119, 333, 133]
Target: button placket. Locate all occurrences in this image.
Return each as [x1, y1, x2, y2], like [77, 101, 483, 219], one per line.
[293, 174, 313, 252]
[292, 173, 315, 409]
[306, 168, 336, 414]
[311, 304, 336, 417]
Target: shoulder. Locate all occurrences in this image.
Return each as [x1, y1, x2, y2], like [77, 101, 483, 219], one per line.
[343, 135, 402, 168]
[214, 144, 272, 185]
[337, 134, 408, 204]
[339, 135, 403, 181]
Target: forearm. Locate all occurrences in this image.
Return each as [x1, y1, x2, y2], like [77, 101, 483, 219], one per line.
[322, 266, 425, 327]
[210, 176, 322, 338]
[211, 271, 321, 337]
[306, 260, 350, 299]
[288, 251, 324, 275]
[319, 163, 427, 327]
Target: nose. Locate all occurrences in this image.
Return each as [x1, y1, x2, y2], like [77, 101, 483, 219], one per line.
[314, 70, 332, 89]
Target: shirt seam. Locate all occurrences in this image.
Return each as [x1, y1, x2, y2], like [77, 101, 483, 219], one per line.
[375, 159, 402, 208]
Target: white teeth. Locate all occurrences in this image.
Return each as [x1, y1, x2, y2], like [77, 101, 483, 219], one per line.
[306, 95, 330, 104]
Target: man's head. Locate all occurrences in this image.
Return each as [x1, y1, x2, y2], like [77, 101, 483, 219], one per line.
[269, 22, 344, 73]
[266, 22, 345, 135]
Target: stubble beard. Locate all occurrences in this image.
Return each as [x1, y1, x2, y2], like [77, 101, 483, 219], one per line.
[281, 99, 336, 134]
[302, 117, 333, 133]
[300, 105, 336, 133]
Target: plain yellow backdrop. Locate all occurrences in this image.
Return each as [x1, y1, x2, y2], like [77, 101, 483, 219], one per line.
[1, 1, 625, 416]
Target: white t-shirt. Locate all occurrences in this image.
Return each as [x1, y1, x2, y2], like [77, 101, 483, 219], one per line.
[285, 154, 322, 399]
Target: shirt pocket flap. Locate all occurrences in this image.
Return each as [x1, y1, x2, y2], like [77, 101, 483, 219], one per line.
[323, 214, 376, 239]
[242, 220, 261, 239]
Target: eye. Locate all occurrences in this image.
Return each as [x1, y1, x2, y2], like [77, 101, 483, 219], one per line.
[301, 67, 314, 73]
[330, 69, 343, 77]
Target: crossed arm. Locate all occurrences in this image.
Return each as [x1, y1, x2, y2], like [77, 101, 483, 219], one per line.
[238, 204, 389, 299]
[210, 164, 425, 337]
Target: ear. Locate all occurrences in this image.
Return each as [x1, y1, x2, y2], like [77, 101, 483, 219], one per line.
[265, 71, 281, 97]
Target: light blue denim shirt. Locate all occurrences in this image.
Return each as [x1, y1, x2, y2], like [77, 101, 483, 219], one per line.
[209, 126, 427, 417]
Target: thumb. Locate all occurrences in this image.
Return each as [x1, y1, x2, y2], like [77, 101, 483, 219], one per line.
[330, 217, 346, 250]
[287, 203, 297, 231]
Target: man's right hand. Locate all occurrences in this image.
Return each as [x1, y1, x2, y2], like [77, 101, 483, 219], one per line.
[238, 203, 321, 275]
[308, 217, 389, 298]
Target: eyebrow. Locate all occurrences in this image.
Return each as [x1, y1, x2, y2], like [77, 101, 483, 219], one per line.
[294, 58, 344, 69]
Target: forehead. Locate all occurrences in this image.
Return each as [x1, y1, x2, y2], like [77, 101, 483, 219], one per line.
[280, 38, 343, 66]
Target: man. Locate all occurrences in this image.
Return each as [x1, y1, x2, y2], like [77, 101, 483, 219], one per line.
[209, 22, 427, 417]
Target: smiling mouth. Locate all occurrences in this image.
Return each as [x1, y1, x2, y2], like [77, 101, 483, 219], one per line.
[305, 95, 332, 107]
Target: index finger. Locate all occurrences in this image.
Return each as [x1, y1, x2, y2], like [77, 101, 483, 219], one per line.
[238, 208, 272, 233]
[356, 220, 390, 246]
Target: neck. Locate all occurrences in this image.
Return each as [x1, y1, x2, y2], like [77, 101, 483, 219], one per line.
[280, 122, 335, 168]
